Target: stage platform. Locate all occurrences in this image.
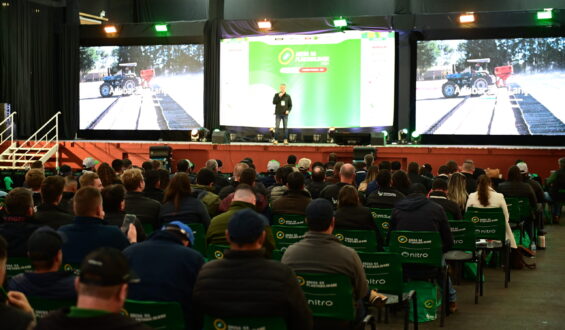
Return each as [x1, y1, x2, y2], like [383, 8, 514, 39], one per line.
[55, 140, 565, 178]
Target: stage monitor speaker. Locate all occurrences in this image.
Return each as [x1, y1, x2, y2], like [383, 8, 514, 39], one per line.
[334, 132, 371, 145]
[303, 133, 327, 143]
[212, 130, 230, 144]
[370, 132, 387, 146]
[149, 145, 172, 159]
[353, 147, 376, 162]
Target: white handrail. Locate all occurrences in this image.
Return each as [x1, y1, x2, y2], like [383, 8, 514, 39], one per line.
[12, 112, 61, 168]
[0, 112, 16, 146]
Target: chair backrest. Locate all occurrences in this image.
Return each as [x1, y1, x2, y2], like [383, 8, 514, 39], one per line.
[296, 272, 356, 321]
[5, 257, 33, 278]
[515, 197, 532, 218]
[203, 315, 287, 330]
[448, 220, 477, 251]
[188, 223, 207, 256]
[206, 244, 229, 260]
[389, 231, 443, 267]
[273, 214, 306, 226]
[464, 207, 506, 241]
[357, 252, 403, 295]
[271, 249, 284, 261]
[333, 229, 378, 252]
[142, 223, 154, 236]
[505, 197, 521, 223]
[61, 263, 81, 275]
[271, 225, 308, 250]
[27, 297, 74, 319]
[123, 299, 185, 330]
[370, 208, 392, 244]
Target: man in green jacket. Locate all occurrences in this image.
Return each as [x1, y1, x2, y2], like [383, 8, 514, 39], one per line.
[206, 184, 275, 252]
[191, 168, 221, 217]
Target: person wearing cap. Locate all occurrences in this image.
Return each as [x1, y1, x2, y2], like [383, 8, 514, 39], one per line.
[58, 187, 136, 264]
[123, 221, 204, 329]
[35, 247, 151, 330]
[319, 163, 365, 209]
[282, 198, 379, 328]
[78, 171, 103, 191]
[272, 171, 312, 215]
[59, 164, 73, 178]
[34, 176, 74, 229]
[257, 159, 280, 188]
[193, 209, 312, 330]
[191, 168, 221, 218]
[82, 157, 99, 172]
[516, 162, 545, 209]
[0, 235, 36, 330]
[122, 168, 161, 231]
[0, 188, 40, 257]
[7, 227, 76, 300]
[297, 157, 312, 182]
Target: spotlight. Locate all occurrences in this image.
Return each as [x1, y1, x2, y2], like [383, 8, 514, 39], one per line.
[313, 133, 321, 143]
[333, 17, 348, 28]
[269, 127, 275, 141]
[154, 24, 168, 32]
[459, 13, 475, 24]
[537, 8, 553, 20]
[256, 133, 264, 142]
[289, 133, 297, 143]
[411, 131, 421, 144]
[198, 128, 210, 142]
[229, 133, 237, 142]
[258, 19, 272, 30]
[191, 128, 199, 142]
[104, 25, 118, 34]
[398, 128, 409, 144]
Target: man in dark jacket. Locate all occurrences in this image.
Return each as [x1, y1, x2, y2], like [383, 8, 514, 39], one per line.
[272, 172, 312, 215]
[34, 176, 74, 229]
[306, 166, 327, 199]
[191, 168, 221, 218]
[35, 248, 151, 330]
[102, 184, 146, 243]
[7, 227, 76, 300]
[218, 162, 249, 200]
[142, 170, 164, 203]
[407, 162, 432, 191]
[497, 165, 537, 209]
[59, 176, 77, 214]
[122, 168, 161, 230]
[272, 84, 293, 144]
[0, 188, 40, 257]
[428, 179, 462, 220]
[546, 157, 565, 223]
[58, 187, 135, 264]
[461, 160, 478, 194]
[123, 221, 204, 330]
[193, 209, 312, 330]
[320, 163, 364, 208]
[366, 170, 405, 209]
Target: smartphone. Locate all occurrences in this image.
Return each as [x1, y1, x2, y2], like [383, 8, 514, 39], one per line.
[121, 214, 137, 234]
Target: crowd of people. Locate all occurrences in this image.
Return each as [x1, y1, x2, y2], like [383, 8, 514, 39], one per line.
[0, 153, 563, 329]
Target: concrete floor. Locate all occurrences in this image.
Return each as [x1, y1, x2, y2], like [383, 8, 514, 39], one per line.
[374, 220, 565, 330]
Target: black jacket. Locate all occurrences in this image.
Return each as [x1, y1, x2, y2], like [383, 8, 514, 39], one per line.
[550, 168, 565, 202]
[0, 216, 40, 257]
[272, 92, 292, 115]
[124, 191, 161, 229]
[320, 182, 364, 208]
[192, 249, 312, 330]
[306, 181, 327, 199]
[143, 187, 164, 204]
[0, 299, 34, 330]
[335, 205, 383, 250]
[35, 307, 151, 330]
[34, 203, 74, 229]
[428, 191, 463, 220]
[408, 172, 432, 191]
[7, 271, 77, 300]
[272, 190, 312, 215]
[366, 187, 405, 209]
[59, 192, 75, 214]
[497, 181, 537, 208]
[462, 172, 478, 194]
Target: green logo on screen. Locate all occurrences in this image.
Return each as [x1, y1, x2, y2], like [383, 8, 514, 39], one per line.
[335, 233, 344, 241]
[278, 217, 286, 225]
[471, 216, 480, 224]
[398, 235, 408, 244]
[278, 48, 295, 65]
[276, 231, 285, 239]
[424, 299, 434, 309]
[382, 222, 390, 229]
[297, 276, 305, 286]
[213, 319, 226, 330]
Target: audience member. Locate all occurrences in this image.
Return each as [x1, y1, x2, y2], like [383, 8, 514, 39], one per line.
[272, 172, 312, 215]
[359, 165, 379, 194]
[306, 166, 327, 199]
[297, 158, 312, 182]
[58, 187, 135, 264]
[516, 162, 544, 207]
[111, 159, 125, 175]
[35, 247, 150, 330]
[268, 166, 293, 203]
[286, 154, 297, 168]
[58, 164, 73, 178]
[97, 163, 121, 187]
[34, 176, 74, 229]
[157, 169, 170, 190]
[141, 161, 153, 173]
[205, 159, 229, 193]
[428, 178, 462, 219]
[319, 163, 362, 208]
[25, 169, 44, 206]
[142, 170, 163, 203]
[498, 165, 537, 209]
[101, 184, 146, 242]
[59, 176, 78, 214]
[546, 157, 565, 223]
[191, 168, 221, 217]
[7, 227, 76, 299]
[391, 161, 401, 172]
[420, 163, 434, 179]
[364, 153, 374, 168]
[159, 173, 210, 228]
[124, 222, 204, 329]
[446, 160, 459, 175]
[78, 171, 103, 191]
[258, 159, 280, 188]
[122, 158, 133, 170]
[122, 168, 161, 230]
[435, 165, 450, 183]
[461, 160, 478, 193]
[193, 209, 312, 330]
[447, 172, 468, 214]
[218, 162, 249, 199]
[379, 160, 391, 171]
[366, 170, 405, 209]
[82, 157, 99, 172]
[218, 168, 268, 213]
[354, 161, 367, 186]
[0, 235, 35, 330]
[0, 188, 40, 257]
[391, 170, 412, 196]
[407, 162, 432, 191]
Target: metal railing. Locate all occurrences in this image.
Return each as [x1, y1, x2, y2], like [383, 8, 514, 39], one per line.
[0, 111, 16, 146]
[11, 111, 61, 169]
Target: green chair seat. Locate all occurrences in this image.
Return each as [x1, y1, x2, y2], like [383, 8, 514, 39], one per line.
[123, 299, 184, 330]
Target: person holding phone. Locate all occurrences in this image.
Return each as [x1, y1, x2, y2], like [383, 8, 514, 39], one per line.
[272, 83, 292, 145]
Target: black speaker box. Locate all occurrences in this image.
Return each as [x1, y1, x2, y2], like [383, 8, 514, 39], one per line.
[334, 132, 371, 145]
[370, 132, 387, 146]
[212, 130, 230, 144]
[149, 146, 172, 158]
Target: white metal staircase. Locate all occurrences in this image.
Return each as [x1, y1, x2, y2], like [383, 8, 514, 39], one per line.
[0, 112, 61, 170]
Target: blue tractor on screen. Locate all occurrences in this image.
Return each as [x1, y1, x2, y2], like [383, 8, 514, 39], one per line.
[99, 63, 141, 97]
[441, 58, 494, 98]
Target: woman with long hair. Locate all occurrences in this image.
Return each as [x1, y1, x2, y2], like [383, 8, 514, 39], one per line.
[466, 175, 517, 249]
[392, 170, 411, 196]
[97, 162, 121, 187]
[447, 172, 468, 213]
[358, 166, 379, 192]
[159, 172, 210, 228]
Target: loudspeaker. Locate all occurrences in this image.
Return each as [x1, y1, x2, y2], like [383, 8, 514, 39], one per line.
[303, 133, 327, 143]
[370, 132, 387, 146]
[149, 146, 172, 158]
[353, 147, 376, 162]
[334, 132, 371, 145]
[212, 130, 230, 144]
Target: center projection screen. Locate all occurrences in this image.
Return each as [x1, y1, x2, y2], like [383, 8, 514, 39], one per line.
[220, 31, 396, 128]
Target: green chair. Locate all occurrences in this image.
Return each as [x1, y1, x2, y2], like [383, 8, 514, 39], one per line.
[271, 249, 284, 261]
[206, 244, 229, 260]
[142, 223, 154, 236]
[28, 297, 74, 319]
[465, 207, 510, 288]
[446, 220, 483, 304]
[123, 299, 184, 330]
[5, 257, 33, 278]
[188, 223, 207, 256]
[505, 197, 526, 245]
[272, 214, 306, 226]
[271, 225, 308, 250]
[358, 252, 418, 330]
[203, 315, 286, 330]
[333, 229, 378, 252]
[370, 208, 392, 245]
[389, 231, 447, 327]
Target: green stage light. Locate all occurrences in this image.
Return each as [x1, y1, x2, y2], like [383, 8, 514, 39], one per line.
[411, 131, 420, 139]
[154, 24, 168, 32]
[333, 17, 348, 28]
[537, 9, 553, 20]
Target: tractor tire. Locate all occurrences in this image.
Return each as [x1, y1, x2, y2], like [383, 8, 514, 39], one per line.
[442, 81, 459, 98]
[472, 78, 488, 96]
[99, 83, 113, 97]
[122, 79, 136, 96]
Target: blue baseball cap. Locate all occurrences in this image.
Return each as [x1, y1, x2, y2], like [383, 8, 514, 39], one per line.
[162, 221, 195, 246]
[228, 209, 268, 244]
[306, 198, 334, 223]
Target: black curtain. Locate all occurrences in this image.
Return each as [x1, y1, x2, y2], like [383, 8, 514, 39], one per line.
[59, 0, 80, 140]
[203, 0, 222, 130]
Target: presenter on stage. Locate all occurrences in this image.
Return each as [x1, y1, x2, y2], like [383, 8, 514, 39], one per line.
[272, 83, 292, 145]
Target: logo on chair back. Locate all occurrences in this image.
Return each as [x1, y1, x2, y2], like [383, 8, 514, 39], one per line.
[214, 250, 224, 259]
[296, 276, 305, 286]
[381, 222, 390, 230]
[120, 308, 129, 317]
[424, 299, 434, 309]
[213, 319, 227, 330]
[397, 235, 408, 244]
[371, 212, 377, 219]
[335, 233, 344, 241]
[276, 231, 285, 239]
[471, 216, 480, 224]
[278, 217, 286, 225]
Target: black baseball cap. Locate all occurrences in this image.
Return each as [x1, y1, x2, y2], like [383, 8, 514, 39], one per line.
[228, 209, 268, 244]
[306, 198, 334, 223]
[79, 248, 139, 286]
[27, 227, 65, 261]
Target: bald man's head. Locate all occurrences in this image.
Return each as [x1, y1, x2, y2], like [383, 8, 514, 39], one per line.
[233, 184, 256, 205]
[340, 163, 355, 183]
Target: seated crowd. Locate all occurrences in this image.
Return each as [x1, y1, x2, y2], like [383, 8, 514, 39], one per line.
[0, 154, 563, 330]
